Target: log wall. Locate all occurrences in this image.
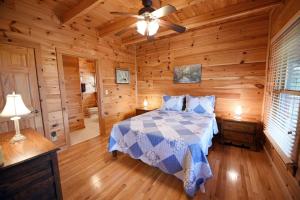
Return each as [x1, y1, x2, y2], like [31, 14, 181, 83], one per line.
[0, 0, 136, 147]
[136, 15, 269, 120]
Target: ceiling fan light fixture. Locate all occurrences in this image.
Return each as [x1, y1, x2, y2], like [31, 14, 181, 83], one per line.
[111, 1, 186, 38]
[136, 18, 159, 36]
[137, 20, 147, 35]
[148, 19, 159, 36]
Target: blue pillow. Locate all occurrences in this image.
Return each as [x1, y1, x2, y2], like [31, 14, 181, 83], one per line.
[186, 95, 215, 114]
[160, 95, 185, 111]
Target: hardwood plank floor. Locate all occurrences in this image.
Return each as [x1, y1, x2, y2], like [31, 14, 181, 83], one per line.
[58, 136, 292, 200]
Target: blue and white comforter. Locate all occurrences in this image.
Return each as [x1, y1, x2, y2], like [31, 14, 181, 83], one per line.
[108, 110, 218, 196]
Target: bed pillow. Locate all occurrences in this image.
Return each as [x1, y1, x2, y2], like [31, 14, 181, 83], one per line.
[186, 95, 215, 114]
[160, 95, 185, 111]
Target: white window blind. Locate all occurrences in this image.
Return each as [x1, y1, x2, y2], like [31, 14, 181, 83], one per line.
[264, 18, 300, 163]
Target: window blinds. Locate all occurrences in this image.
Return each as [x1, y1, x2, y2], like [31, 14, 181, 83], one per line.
[264, 18, 300, 163]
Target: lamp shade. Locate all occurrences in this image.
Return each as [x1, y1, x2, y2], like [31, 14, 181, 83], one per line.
[235, 105, 243, 116]
[143, 99, 148, 107]
[0, 92, 31, 117]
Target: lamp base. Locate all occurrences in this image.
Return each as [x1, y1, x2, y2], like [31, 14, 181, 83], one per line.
[10, 117, 26, 143]
[10, 132, 26, 143]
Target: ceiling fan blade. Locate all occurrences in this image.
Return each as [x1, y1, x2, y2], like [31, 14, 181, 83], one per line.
[151, 5, 176, 19]
[110, 12, 143, 19]
[115, 23, 137, 36]
[159, 20, 186, 33]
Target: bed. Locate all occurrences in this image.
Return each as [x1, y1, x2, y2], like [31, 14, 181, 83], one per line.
[108, 109, 218, 196]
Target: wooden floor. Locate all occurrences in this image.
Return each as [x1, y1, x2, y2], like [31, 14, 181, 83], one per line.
[58, 136, 292, 200]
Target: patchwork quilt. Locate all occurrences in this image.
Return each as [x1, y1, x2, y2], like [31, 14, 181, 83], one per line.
[108, 110, 218, 196]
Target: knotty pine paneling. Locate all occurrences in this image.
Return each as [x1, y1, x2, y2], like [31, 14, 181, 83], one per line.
[62, 55, 85, 132]
[263, 0, 300, 199]
[79, 58, 98, 117]
[136, 15, 269, 120]
[0, 0, 136, 147]
[270, 0, 300, 38]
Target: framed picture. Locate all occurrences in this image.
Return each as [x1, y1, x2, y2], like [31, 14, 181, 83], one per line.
[116, 68, 130, 84]
[174, 64, 201, 83]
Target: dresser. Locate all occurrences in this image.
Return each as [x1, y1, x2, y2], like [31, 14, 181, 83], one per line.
[220, 117, 262, 151]
[0, 129, 62, 200]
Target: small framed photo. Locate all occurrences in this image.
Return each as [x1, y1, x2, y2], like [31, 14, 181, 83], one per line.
[116, 68, 130, 84]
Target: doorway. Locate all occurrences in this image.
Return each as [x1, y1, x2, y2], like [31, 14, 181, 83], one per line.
[60, 54, 100, 145]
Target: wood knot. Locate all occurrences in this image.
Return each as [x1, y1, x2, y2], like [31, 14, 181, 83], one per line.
[255, 84, 264, 89]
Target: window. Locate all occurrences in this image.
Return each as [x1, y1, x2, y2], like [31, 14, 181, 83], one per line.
[264, 18, 300, 164]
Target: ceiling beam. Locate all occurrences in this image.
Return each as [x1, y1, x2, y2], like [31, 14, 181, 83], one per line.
[122, 0, 281, 45]
[161, 0, 206, 10]
[62, 0, 103, 24]
[152, 0, 162, 9]
[97, 18, 137, 37]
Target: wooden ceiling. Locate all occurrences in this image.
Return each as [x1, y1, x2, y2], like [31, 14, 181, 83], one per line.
[49, 0, 281, 45]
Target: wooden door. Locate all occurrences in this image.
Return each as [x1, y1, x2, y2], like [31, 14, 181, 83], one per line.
[62, 55, 85, 132]
[0, 44, 44, 134]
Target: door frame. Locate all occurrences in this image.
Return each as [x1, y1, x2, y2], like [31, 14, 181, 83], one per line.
[0, 38, 49, 137]
[56, 48, 105, 146]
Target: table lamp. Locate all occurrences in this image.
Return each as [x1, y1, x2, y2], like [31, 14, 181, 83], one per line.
[234, 105, 243, 119]
[0, 92, 31, 143]
[143, 99, 149, 108]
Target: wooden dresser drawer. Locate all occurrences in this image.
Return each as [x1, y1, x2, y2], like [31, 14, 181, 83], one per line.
[0, 155, 53, 197]
[223, 130, 254, 144]
[1, 154, 51, 180]
[13, 177, 56, 200]
[223, 121, 256, 134]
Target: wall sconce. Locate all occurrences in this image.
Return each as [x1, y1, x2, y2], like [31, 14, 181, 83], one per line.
[143, 99, 149, 108]
[234, 105, 242, 119]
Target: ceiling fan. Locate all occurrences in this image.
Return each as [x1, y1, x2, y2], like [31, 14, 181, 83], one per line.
[110, 0, 186, 40]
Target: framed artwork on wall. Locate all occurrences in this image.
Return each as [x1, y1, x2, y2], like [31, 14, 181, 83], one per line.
[116, 68, 130, 84]
[174, 64, 201, 83]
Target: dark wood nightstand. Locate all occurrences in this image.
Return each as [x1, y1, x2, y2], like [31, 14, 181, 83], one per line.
[220, 116, 262, 151]
[136, 107, 156, 116]
[0, 129, 62, 199]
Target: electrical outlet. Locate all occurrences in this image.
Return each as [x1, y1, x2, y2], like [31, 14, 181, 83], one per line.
[105, 90, 109, 95]
[50, 131, 58, 142]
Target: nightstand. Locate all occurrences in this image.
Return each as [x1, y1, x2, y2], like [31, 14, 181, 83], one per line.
[220, 116, 262, 151]
[136, 107, 156, 116]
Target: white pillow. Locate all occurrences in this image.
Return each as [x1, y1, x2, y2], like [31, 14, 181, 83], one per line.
[186, 95, 215, 114]
[160, 95, 184, 111]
